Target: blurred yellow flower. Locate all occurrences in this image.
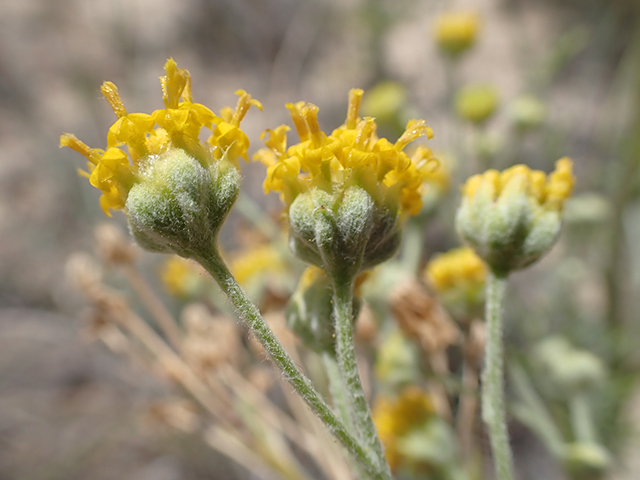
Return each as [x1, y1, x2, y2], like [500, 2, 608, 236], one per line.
[425, 246, 487, 294]
[60, 58, 261, 215]
[373, 386, 435, 470]
[253, 89, 437, 215]
[160, 256, 204, 298]
[229, 245, 287, 288]
[360, 81, 407, 123]
[434, 12, 480, 57]
[455, 84, 499, 124]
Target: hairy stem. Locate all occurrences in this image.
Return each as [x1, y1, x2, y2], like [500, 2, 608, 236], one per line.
[333, 278, 392, 478]
[196, 249, 388, 480]
[482, 272, 515, 480]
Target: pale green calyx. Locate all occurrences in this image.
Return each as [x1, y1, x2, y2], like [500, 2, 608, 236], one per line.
[456, 158, 575, 276]
[288, 185, 402, 282]
[126, 148, 240, 258]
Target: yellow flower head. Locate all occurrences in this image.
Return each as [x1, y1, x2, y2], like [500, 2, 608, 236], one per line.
[228, 244, 287, 288]
[425, 246, 487, 294]
[160, 256, 206, 298]
[433, 12, 480, 57]
[60, 58, 261, 216]
[372, 386, 435, 470]
[455, 84, 499, 124]
[457, 158, 575, 275]
[462, 157, 575, 212]
[253, 89, 437, 216]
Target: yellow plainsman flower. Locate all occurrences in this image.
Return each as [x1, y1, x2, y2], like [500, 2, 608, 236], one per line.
[160, 256, 206, 298]
[433, 12, 480, 57]
[426, 246, 487, 293]
[457, 158, 575, 275]
[455, 84, 499, 124]
[60, 58, 261, 216]
[228, 244, 287, 288]
[372, 386, 435, 471]
[253, 89, 437, 216]
[462, 157, 574, 212]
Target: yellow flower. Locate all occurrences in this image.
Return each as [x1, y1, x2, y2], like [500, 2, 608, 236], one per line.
[372, 386, 435, 471]
[228, 245, 287, 287]
[425, 246, 487, 294]
[455, 84, 499, 124]
[160, 256, 206, 298]
[433, 12, 480, 57]
[60, 58, 261, 216]
[457, 158, 575, 274]
[462, 157, 574, 212]
[253, 89, 437, 216]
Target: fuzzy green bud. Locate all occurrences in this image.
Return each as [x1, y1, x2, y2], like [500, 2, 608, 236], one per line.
[455, 84, 499, 124]
[509, 95, 546, 132]
[456, 159, 574, 276]
[532, 336, 606, 396]
[562, 443, 611, 479]
[127, 149, 239, 258]
[288, 185, 401, 283]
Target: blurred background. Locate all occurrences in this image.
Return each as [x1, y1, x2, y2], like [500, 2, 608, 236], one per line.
[1, 0, 640, 479]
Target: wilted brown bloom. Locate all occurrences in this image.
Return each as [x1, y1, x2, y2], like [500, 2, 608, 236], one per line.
[94, 223, 139, 266]
[389, 277, 460, 353]
[145, 398, 200, 433]
[182, 303, 243, 374]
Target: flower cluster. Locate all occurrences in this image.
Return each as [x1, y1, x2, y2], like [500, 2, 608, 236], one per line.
[60, 58, 261, 216]
[254, 88, 437, 216]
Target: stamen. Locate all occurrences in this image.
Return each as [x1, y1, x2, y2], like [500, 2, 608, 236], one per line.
[286, 102, 309, 142]
[302, 104, 322, 148]
[182, 74, 193, 103]
[395, 120, 433, 150]
[60, 133, 97, 164]
[161, 58, 187, 109]
[346, 88, 364, 129]
[232, 90, 263, 125]
[354, 117, 376, 149]
[101, 82, 127, 118]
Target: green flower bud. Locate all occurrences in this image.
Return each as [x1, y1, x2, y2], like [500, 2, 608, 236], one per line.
[455, 84, 499, 124]
[456, 158, 574, 276]
[532, 336, 606, 396]
[127, 149, 239, 258]
[288, 185, 401, 283]
[562, 443, 611, 479]
[509, 95, 546, 132]
[286, 266, 361, 353]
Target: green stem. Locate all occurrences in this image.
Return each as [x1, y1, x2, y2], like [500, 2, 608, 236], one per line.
[400, 216, 425, 274]
[569, 393, 596, 444]
[196, 249, 387, 480]
[509, 364, 565, 458]
[482, 272, 515, 480]
[321, 351, 355, 431]
[333, 277, 392, 478]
